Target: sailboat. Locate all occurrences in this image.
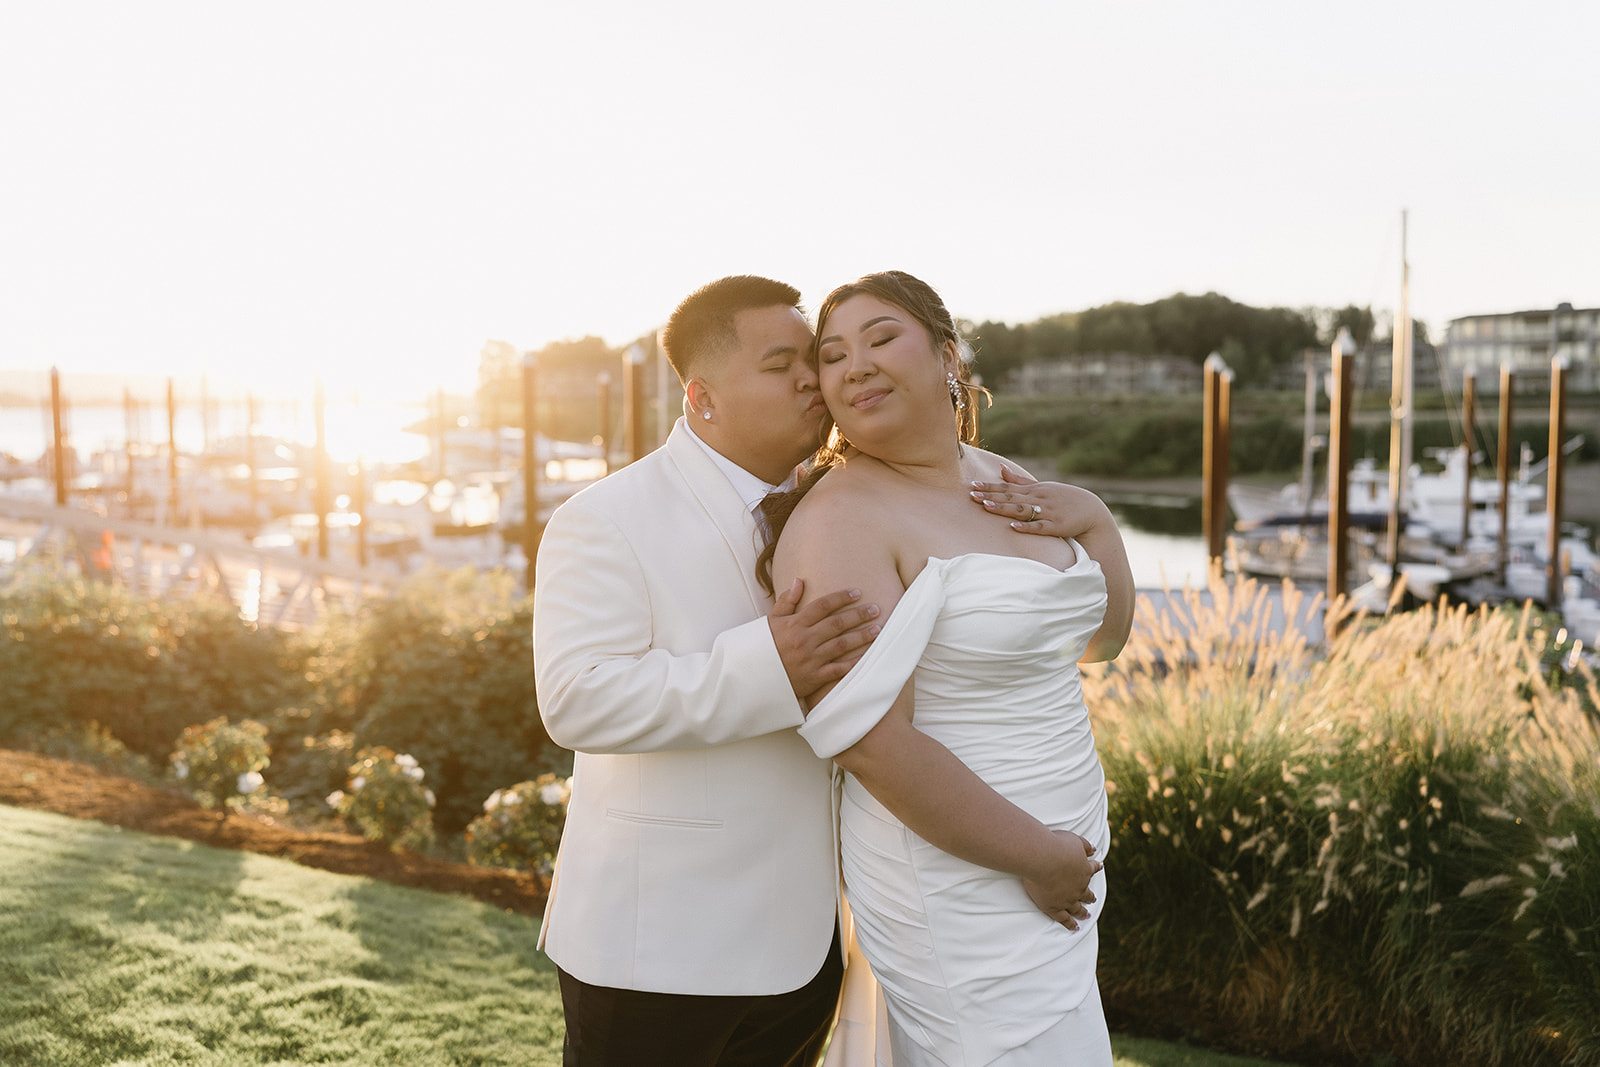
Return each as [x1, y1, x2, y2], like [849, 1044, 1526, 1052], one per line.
[1230, 212, 1594, 602]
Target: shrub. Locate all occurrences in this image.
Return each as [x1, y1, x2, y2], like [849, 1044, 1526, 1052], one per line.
[463, 774, 570, 875]
[14, 719, 157, 782]
[267, 727, 357, 817]
[170, 717, 270, 812]
[328, 746, 436, 851]
[307, 568, 557, 835]
[0, 568, 314, 758]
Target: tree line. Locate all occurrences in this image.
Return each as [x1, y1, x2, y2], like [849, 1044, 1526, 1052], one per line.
[475, 294, 1416, 417]
[967, 294, 1398, 388]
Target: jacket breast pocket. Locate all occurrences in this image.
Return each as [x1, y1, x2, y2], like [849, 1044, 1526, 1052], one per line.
[605, 808, 724, 829]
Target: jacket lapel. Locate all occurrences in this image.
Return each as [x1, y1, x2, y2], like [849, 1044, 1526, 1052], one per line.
[664, 420, 773, 614]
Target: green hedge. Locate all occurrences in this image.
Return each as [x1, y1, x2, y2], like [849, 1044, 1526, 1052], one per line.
[0, 566, 559, 838]
[0, 574, 310, 758]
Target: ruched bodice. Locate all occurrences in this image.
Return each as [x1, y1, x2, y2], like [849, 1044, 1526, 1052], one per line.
[802, 547, 1113, 1067]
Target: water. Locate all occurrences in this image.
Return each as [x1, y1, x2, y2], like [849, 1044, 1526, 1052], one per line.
[1102, 492, 1211, 591]
[0, 401, 431, 467]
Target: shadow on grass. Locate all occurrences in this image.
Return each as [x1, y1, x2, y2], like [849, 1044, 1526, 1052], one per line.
[0, 805, 566, 1066]
[0, 805, 252, 1066]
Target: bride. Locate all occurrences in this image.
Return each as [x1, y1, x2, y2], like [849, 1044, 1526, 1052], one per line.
[762, 271, 1134, 1065]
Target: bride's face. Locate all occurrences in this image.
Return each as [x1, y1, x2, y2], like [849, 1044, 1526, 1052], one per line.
[815, 293, 953, 447]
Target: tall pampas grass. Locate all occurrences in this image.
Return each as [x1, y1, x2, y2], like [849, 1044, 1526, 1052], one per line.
[1087, 566, 1600, 1066]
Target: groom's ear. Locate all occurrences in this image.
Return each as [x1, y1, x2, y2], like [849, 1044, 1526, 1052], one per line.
[685, 378, 714, 419]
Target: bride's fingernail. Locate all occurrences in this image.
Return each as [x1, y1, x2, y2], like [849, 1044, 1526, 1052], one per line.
[981, 499, 996, 509]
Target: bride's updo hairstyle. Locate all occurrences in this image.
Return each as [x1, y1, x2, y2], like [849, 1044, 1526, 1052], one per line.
[756, 270, 986, 595]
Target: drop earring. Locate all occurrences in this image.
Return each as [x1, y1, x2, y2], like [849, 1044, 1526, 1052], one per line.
[947, 371, 967, 415]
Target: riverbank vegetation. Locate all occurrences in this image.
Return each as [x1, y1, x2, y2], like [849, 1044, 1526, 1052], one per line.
[980, 391, 1600, 483]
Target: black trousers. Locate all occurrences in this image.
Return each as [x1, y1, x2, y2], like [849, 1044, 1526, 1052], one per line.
[557, 930, 844, 1067]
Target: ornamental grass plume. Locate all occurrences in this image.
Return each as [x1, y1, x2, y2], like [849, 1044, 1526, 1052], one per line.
[1084, 565, 1600, 1067]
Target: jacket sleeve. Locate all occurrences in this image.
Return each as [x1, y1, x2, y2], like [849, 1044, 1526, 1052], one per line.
[533, 498, 806, 754]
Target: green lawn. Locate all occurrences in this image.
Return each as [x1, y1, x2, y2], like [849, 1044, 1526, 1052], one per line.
[0, 804, 1300, 1067]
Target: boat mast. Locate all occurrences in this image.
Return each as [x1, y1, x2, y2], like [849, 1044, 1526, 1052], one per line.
[1385, 209, 1414, 565]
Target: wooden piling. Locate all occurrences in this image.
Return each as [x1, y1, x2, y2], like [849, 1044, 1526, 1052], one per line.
[1497, 366, 1514, 584]
[166, 378, 179, 521]
[49, 368, 68, 506]
[435, 387, 448, 481]
[624, 344, 648, 465]
[246, 393, 260, 524]
[353, 457, 368, 568]
[1547, 358, 1568, 607]
[1328, 331, 1356, 602]
[314, 380, 330, 561]
[1215, 369, 1232, 556]
[596, 372, 613, 476]
[1459, 370, 1475, 548]
[1201, 355, 1228, 563]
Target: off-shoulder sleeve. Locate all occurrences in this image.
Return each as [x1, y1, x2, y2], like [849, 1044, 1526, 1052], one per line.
[797, 560, 951, 759]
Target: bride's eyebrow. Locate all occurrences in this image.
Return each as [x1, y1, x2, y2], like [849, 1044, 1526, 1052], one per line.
[817, 315, 901, 346]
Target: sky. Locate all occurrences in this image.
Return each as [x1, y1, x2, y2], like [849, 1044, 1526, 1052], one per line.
[1, 1, 1596, 404]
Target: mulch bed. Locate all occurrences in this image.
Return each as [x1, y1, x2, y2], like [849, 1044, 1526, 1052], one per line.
[0, 749, 549, 917]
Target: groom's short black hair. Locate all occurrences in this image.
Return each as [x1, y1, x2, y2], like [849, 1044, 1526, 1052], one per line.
[661, 275, 803, 383]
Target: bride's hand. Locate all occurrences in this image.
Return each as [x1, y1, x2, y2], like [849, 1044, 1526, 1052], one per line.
[1021, 830, 1103, 931]
[970, 465, 1112, 540]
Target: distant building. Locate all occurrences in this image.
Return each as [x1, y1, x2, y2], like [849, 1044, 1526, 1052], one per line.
[1266, 342, 1441, 396]
[1003, 353, 1202, 395]
[1443, 304, 1599, 391]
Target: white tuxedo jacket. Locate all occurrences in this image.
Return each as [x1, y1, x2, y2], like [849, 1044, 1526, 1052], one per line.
[533, 419, 838, 996]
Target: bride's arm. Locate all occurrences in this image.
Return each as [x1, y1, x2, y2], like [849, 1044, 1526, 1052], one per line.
[773, 486, 1101, 926]
[837, 685, 1102, 928]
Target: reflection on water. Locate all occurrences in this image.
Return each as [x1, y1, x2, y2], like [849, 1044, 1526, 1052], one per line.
[1102, 491, 1210, 591]
[1104, 493, 1202, 537]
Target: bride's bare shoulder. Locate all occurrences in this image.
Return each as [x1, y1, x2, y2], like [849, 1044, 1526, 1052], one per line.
[966, 447, 1035, 481]
[778, 456, 895, 562]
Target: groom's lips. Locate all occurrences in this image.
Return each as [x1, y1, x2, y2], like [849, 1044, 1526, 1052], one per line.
[849, 388, 889, 411]
[805, 396, 827, 416]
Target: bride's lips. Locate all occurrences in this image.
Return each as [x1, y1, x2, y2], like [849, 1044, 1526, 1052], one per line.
[849, 388, 890, 411]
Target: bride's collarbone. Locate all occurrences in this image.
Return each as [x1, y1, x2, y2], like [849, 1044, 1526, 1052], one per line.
[891, 504, 1076, 577]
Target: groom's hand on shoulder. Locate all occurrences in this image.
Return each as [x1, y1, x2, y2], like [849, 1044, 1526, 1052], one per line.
[769, 579, 881, 703]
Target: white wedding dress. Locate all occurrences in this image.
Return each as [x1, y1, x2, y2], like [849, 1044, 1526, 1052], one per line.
[802, 546, 1114, 1067]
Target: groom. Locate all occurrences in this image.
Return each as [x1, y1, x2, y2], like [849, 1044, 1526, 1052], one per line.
[534, 275, 1103, 1065]
[534, 275, 870, 1065]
